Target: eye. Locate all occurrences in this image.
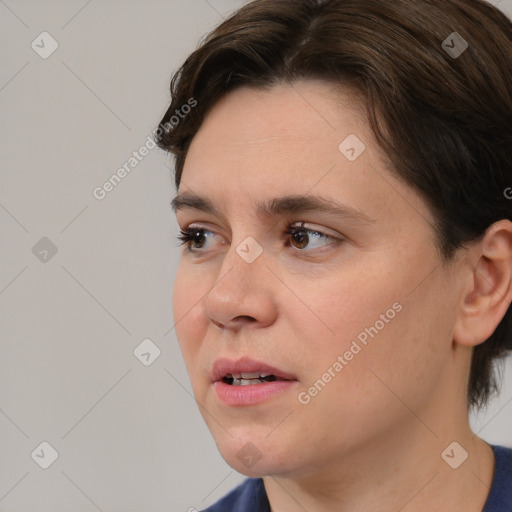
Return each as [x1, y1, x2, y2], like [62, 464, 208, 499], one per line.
[176, 226, 217, 252]
[284, 222, 341, 251]
[176, 222, 342, 254]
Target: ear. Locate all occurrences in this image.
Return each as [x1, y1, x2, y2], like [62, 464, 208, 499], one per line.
[453, 219, 512, 347]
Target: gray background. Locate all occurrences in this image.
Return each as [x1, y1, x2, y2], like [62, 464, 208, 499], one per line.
[1, 1, 511, 511]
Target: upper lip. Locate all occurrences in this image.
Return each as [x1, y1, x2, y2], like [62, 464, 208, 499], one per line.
[211, 356, 297, 383]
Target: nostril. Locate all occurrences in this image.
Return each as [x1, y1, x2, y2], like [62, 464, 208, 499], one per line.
[234, 315, 256, 322]
[209, 316, 256, 330]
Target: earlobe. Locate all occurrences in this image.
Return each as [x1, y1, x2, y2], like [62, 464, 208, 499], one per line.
[453, 220, 512, 348]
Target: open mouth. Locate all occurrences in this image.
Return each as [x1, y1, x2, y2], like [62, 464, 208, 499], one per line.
[222, 372, 283, 386]
[212, 359, 298, 405]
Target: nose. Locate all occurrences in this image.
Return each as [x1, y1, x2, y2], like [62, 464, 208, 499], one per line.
[202, 241, 278, 331]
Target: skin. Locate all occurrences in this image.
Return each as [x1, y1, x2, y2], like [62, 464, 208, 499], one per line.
[172, 80, 512, 512]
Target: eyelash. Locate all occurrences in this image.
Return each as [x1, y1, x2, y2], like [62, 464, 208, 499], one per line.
[176, 222, 342, 254]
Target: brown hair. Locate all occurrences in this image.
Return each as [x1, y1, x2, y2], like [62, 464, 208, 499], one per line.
[155, 0, 512, 408]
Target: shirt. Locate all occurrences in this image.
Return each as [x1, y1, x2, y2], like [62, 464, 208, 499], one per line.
[200, 444, 512, 512]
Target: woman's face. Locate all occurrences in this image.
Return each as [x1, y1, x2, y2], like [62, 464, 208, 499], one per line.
[172, 80, 465, 478]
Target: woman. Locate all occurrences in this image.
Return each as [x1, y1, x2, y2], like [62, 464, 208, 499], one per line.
[155, 0, 512, 510]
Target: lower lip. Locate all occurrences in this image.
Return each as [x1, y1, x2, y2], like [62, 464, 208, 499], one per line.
[213, 380, 298, 406]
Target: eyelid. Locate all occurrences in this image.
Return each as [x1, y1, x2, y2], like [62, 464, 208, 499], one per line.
[287, 221, 342, 240]
[179, 221, 341, 237]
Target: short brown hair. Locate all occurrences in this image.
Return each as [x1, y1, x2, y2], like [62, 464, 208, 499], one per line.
[156, 0, 512, 408]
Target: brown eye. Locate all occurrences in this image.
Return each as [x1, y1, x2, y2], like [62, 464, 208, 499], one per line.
[285, 224, 341, 252]
[177, 227, 214, 251]
[289, 228, 309, 249]
[190, 229, 206, 248]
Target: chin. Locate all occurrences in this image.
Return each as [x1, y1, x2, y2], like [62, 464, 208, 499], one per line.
[220, 446, 286, 478]
[212, 430, 299, 478]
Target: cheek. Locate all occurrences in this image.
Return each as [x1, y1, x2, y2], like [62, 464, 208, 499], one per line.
[287, 268, 403, 410]
[172, 263, 209, 365]
[299, 255, 451, 403]
[304, 261, 402, 349]
[292, 296, 443, 447]
[352, 273, 456, 410]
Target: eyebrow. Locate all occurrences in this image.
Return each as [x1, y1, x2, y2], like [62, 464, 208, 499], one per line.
[171, 192, 376, 224]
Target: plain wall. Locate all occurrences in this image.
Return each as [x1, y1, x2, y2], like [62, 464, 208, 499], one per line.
[1, 1, 511, 510]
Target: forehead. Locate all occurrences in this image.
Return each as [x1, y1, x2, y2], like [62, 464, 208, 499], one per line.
[180, 80, 433, 231]
[184, 81, 370, 188]
[187, 80, 369, 164]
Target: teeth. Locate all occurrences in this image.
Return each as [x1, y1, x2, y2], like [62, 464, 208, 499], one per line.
[232, 378, 266, 386]
[224, 371, 280, 385]
[239, 379, 259, 386]
[241, 372, 260, 379]
[225, 372, 276, 380]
